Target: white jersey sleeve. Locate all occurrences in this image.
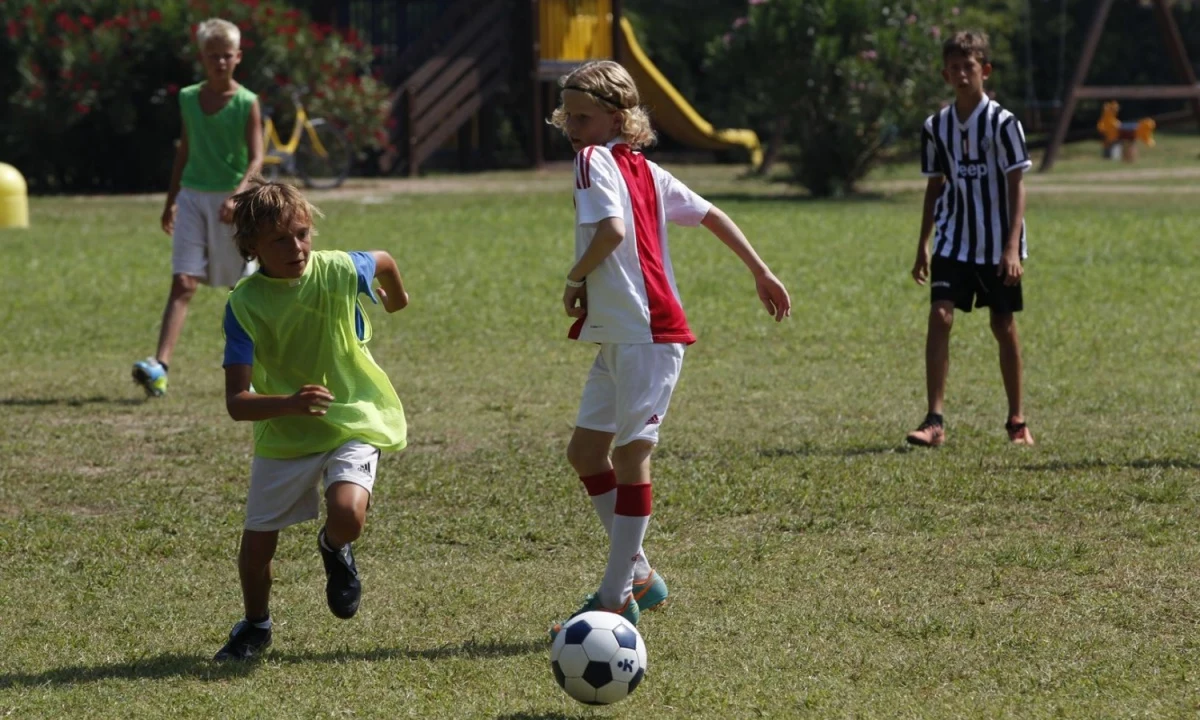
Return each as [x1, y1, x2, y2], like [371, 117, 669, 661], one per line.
[652, 162, 712, 227]
[997, 115, 1033, 174]
[574, 146, 625, 225]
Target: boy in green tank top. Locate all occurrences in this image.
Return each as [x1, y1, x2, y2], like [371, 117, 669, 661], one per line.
[132, 18, 264, 398]
[213, 179, 409, 662]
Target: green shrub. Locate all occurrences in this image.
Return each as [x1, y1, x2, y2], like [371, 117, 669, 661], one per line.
[706, 0, 1008, 196]
[0, 0, 391, 192]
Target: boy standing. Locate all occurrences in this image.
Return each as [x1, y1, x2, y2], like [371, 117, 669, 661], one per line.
[132, 18, 263, 397]
[214, 179, 409, 661]
[547, 61, 791, 637]
[908, 31, 1035, 447]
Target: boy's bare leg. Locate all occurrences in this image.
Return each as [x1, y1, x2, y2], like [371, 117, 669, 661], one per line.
[567, 427, 615, 479]
[154, 273, 200, 366]
[611, 440, 653, 486]
[990, 311, 1024, 421]
[319, 482, 370, 620]
[925, 301, 955, 415]
[324, 482, 370, 548]
[238, 529, 278, 620]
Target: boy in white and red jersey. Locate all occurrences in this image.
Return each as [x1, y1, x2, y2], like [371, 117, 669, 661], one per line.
[547, 61, 791, 638]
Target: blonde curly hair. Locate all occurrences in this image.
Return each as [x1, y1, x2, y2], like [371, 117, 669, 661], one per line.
[549, 60, 656, 150]
[230, 178, 323, 261]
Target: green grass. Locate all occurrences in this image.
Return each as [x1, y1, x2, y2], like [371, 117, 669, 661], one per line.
[1, 138, 1199, 718]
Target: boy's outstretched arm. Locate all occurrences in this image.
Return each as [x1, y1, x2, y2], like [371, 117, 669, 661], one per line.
[370, 251, 409, 312]
[220, 100, 265, 223]
[162, 122, 189, 235]
[1000, 169, 1026, 287]
[700, 206, 790, 322]
[912, 176, 943, 285]
[225, 364, 334, 421]
[563, 217, 625, 318]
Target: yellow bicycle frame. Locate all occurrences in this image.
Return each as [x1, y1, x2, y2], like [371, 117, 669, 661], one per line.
[262, 98, 333, 166]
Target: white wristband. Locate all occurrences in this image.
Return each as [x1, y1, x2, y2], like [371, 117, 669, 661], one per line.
[565, 277, 586, 288]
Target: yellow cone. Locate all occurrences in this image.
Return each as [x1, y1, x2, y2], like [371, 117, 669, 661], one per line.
[0, 163, 29, 229]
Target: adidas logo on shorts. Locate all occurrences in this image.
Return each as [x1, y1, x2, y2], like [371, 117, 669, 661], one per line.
[645, 414, 661, 426]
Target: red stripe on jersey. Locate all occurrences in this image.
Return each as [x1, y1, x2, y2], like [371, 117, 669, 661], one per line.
[610, 145, 695, 344]
[582, 146, 594, 188]
[567, 315, 585, 340]
[575, 151, 584, 190]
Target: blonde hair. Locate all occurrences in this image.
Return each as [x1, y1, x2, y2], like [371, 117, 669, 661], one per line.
[549, 60, 656, 150]
[230, 178, 323, 261]
[196, 18, 240, 50]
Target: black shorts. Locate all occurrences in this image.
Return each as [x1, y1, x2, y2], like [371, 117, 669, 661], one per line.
[930, 256, 1023, 313]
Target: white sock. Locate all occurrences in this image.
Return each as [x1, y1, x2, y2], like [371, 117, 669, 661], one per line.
[598, 483, 652, 609]
[588, 486, 652, 580]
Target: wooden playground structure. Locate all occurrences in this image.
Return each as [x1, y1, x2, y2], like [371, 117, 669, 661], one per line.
[322, 0, 761, 175]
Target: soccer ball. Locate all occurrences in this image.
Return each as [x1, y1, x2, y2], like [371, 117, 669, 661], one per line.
[550, 611, 647, 705]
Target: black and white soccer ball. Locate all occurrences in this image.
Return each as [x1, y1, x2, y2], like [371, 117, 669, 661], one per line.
[550, 611, 647, 705]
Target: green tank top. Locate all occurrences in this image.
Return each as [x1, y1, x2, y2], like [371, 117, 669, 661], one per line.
[227, 251, 408, 459]
[179, 83, 257, 192]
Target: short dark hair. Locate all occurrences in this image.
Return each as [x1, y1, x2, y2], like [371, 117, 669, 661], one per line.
[942, 30, 990, 65]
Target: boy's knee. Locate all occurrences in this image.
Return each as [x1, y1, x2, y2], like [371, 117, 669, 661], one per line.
[929, 304, 954, 330]
[567, 435, 608, 474]
[171, 274, 199, 300]
[990, 313, 1016, 338]
[611, 440, 654, 474]
[326, 485, 368, 536]
[239, 530, 277, 567]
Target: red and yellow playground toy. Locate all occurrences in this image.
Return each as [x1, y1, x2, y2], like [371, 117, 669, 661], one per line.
[1097, 101, 1155, 161]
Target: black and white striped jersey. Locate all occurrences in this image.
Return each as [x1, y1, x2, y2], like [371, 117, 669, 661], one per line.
[920, 97, 1032, 265]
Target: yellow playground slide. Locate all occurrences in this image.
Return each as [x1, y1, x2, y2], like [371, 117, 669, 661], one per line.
[616, 18, 762, 167]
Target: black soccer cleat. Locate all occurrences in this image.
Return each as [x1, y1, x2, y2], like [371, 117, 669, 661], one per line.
[213, 619, 272, 662]
[319, 528, 362, 619]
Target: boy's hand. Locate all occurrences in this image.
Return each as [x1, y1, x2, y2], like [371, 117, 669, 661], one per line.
[755, 271, 791, 322]
[219, 196, 236, 224]
[376, 286, 409, 313]
[289, 385, 334, 416]
[161, 203, 176, 235]
[563, 283, 587, 318]
[999, 249, 1023, 286]
[912, 250, 931, 285]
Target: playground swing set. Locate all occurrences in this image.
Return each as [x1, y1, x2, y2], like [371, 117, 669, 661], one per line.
[1040, 0, 1198, 170]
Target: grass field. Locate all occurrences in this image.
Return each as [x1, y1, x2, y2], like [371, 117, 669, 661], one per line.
[1, 135, 1199, 719]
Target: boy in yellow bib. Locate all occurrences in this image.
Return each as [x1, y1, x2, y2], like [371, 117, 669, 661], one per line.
[213, 180, 409, 661]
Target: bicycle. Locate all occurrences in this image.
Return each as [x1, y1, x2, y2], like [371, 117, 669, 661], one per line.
[262, 87, 352, 189]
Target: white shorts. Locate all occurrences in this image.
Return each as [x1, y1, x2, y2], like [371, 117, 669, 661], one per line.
[575, 342, 685, 447]
[245, 441, 380, 532]
[171, 187, 254, 288]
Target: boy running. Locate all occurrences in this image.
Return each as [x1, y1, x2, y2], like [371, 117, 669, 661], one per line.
[213, 179, 409, 661]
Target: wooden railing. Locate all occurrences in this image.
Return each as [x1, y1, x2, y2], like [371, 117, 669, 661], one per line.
[393, 0, 513, 175]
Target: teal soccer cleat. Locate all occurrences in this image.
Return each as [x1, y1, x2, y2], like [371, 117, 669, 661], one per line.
[549, 592, 640, 641]
[632, 569, 669, 612]
[131, 357, 168, 397]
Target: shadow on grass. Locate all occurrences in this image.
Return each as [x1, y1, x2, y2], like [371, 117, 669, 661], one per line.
[703, 190, 893, 205]
[758, 443, 911, 459]
[1021, 458, 1200, 472]
[495, 714, 577, 720]
[0, 638, 545, 689]
[0, 396, 144, 407]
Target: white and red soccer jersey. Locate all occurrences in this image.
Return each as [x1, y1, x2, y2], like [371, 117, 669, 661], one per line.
[570, 140, 711, 344]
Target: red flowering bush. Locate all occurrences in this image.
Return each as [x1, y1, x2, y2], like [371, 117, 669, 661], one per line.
[0, 0, 391, 192]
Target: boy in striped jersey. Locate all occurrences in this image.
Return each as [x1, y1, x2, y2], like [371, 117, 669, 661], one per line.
[547, 61, 791, 638]
[908, 31, 1035, 447]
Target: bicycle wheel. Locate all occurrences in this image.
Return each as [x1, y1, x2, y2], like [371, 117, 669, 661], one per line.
[295, 118, 351, 189]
